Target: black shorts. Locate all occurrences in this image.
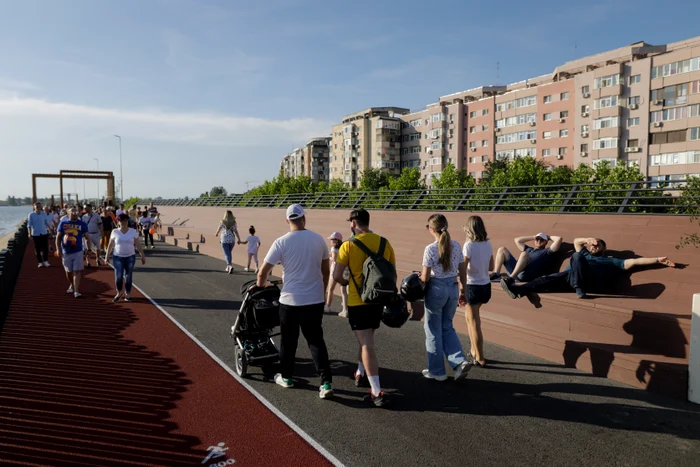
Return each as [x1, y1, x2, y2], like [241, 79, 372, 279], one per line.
[347, 304, 383, 331]
[466, 284, 491, 305]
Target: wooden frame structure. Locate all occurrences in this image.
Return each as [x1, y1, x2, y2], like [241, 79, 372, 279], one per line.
[32, 170, 115, 205]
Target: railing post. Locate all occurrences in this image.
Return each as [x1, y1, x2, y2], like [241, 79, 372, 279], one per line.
[384, 190, 400, 210]
[559, 185, 579, 213]
[333, 193, 348, 209]
[267, 195, 279, 208]
[491, 187, 510, 212]
[410, 190, 427, 210]
[455, 188, 473, 211]
[617, 182, 639, 213]
[309, 193, 325, 209]
[352, 192, 367, 209]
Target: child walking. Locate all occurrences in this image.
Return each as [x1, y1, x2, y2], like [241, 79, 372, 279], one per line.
[462, 215, 493, 368]
[325, 232, 349, 317]
[242, 226, 261, 273]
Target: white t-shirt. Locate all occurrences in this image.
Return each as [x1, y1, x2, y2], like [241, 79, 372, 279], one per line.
[116, 209, 125, 216]
[462, 240, 493, 285]
[246, 235, 260, 254]
[111, 228, 139, 257]
[423, 240, 464, 279]
[264, 230, 329, 307]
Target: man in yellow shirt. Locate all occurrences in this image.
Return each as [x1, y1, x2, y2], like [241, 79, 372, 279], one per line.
[333, 209, 395, 407]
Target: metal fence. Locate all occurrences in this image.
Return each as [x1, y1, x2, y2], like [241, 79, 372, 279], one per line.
[146, 181, 693, 215]
[0, 221, 29, 332]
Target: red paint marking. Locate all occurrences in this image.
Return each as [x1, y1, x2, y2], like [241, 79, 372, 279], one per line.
[0, 247, 332, 466]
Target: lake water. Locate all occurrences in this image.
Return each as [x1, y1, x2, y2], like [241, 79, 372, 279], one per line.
[0, 206, 31, 237]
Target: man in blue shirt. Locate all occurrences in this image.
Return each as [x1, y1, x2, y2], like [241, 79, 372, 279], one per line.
[56, 206, 90, 298]
[27, 202, 53, 268]
[490, 232, 563, 282]
[501, 237, 676, 300]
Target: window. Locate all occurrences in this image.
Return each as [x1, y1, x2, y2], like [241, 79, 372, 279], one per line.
[469, 172, 477, 177]
[469, 156, 478, 163]
[469, 126, 476, 133]
[628, 117, 640, 127]
[594, 158, 618, 168]
[693, 80, 700, 95]
[558, 147, 568, 156]
[448, 143, 454, 150]
[469, 111, 477, 118]
[542, 149, 551, 157]
[429, 157, 442, 166]
[481, 155, 489, 163]
[594, 95, 619, 109]
[651, 57, 700, 79]
[594, 74, 620, 89]
[581, 104, 590, 114]
[628, 139, 639, 148]
[560, 92, 569, 100]
[449, 129, 454, 137]
[630, 74, 641, 85]
[560, 110, 569, 118]
[482, 109, 489, 116]
[560, 129, 569, 137]
[651, 83, 689, 106]
[412, 146, 421, 154]
[543, 131, 552, 139]
[449, 114, 454, 122]
[495, 113, 537, 128]
[543, 113, 552, 121]
[582, 85, 590, 95]
[649, 150, 700, 166]
[469, 141, 477, 149]
[483, 124, 489, 131]
[629, 96, 640, 106]
[650, 104, 700, 122]
[409, 119, 422, 127]
[581, 143, 589, 152]
[495, 95, 536, 112]
[651, 130, 687, 144]
[481, 140, 488, 147]
[594, 116, 619, 129]
[543, 95, 552, 104]
[593, 137, 619, 149]
[495, 130, 537, 144]
[691, 127, 700, 141]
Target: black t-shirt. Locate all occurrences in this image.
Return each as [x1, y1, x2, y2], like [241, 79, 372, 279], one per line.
[101, 215, 114, 230]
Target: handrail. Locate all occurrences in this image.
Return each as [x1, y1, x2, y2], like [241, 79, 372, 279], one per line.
[141, 181, 690, 215]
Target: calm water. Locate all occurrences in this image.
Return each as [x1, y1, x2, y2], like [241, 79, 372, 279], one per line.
[0, 206, 31, 237]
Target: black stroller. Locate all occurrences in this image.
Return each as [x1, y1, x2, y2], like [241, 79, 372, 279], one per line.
[230, 279, 282, 377]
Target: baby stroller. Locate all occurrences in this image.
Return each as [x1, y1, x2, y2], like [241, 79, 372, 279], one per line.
[230, 279, 282, 377]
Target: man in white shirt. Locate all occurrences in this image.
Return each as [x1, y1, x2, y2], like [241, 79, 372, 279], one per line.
[255, 204, 334, 399]
[82, 204, 104, 267]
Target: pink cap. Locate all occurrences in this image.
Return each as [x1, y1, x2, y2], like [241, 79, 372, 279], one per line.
[328, 232, 343, 241]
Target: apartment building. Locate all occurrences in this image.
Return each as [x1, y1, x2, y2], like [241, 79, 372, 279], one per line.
[280, 137, 332, 183]
[328, 107, 409, 188]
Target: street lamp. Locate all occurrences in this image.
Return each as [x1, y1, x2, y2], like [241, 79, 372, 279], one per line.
[114, 135, 123, 201]
[93, 158, 100, 203]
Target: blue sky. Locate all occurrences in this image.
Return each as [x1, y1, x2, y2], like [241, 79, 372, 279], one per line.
[1, 0, 699, 200]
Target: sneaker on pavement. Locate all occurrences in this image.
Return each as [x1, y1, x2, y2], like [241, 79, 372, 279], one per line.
[354, 372, 369, 388]
[43, 261, 50, 267]
[500, 278, 521, 299]
[454, 360, 473, 381]
[369, 391, 388, 407]
[37, 263, 44, 268]
[422, 369, 448, 381]
[74, 292, 83, 298]
[124, 295, 132, 302]
[244, 268, 249, 272]
[338, 309, 348, 318]
[319, 382, 334, 399]
[112, 294, 122, 303]
[274, 373, 294, 388]
[225, 266, 231, 273]
[324, 305, 331, 313]
[575, 288, 588, 299]
[228, 266, 234, 274]
[66, 287, 74, 294]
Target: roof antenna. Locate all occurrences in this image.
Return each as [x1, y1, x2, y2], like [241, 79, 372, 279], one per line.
[496, 61, 500, 81]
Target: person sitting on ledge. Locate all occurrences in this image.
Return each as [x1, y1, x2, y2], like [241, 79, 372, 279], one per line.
[500, 237, 677, 300]
[489, 232, 563, 283]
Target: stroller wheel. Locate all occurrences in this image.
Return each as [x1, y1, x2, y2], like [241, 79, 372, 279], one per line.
[235, 345, 248, 377]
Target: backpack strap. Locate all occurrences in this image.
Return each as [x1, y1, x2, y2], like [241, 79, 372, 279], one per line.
[377, 237, 387, 257]
[349, 237, 379, 259]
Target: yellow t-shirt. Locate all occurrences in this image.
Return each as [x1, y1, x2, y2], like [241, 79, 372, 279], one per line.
[336, 232, 396, 307]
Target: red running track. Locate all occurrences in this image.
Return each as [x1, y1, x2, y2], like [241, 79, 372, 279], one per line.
[0, 247, 333, 467]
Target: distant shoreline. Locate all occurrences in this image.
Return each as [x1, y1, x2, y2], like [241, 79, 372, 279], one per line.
[0, 220, 24, 250]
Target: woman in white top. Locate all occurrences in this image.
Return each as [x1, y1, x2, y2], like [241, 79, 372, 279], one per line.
[105, 213, 146, 303]
[325, 231, 349, 317]
[462, 215, 493, 367]
[214, 210, 242, 274]
[420, 214, 472, 381]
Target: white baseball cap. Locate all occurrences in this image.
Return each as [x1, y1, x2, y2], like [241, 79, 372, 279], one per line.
[286, 204, 306, 220]
[535, 232, 550, 241]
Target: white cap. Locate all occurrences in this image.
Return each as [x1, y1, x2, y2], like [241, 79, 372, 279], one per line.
[535, 232, 550, 241]
[328, 231, 343, 241]
[286, 204, 306, 220]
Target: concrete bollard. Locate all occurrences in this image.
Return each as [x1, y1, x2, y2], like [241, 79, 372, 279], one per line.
[690, 293, 700, 404]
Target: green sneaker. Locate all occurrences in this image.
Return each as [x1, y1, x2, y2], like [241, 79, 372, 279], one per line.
[274, 373, 294, 388]
[319, 382, 334, 399]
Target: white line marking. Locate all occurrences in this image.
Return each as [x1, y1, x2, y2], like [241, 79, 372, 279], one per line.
[132, 283, 345, 467]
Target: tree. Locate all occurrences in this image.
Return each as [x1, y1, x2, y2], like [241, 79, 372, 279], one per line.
[210, 186, 227, 197]
[431, 164, 474, 189]
[388, 167, 426, 191]
[678, 175, 700, 249]
[359, 168, 393, 192]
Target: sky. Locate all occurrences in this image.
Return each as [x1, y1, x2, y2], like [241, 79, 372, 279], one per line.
[1, 0, 699, 200]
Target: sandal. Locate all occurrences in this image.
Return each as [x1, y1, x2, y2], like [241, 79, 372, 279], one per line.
[468, 352, 486, 368]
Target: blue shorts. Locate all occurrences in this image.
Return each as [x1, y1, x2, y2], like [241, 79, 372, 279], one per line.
[503, 250, 525, 281]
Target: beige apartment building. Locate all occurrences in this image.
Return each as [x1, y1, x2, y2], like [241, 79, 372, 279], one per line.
[280, 137, 332, 183]
[328, 107, 409, 188]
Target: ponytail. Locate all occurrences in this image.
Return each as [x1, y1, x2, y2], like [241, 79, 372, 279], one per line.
[438, 229, 452, 271]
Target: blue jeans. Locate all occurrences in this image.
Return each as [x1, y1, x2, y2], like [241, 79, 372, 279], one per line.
[424, 276, 466, 376]
[114, 255, 136, 295]
[221, 242, 234, 265]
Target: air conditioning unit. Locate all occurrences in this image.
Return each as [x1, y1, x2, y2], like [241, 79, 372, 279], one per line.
[583, 92, 590, 98]
[652, 100, 663, 105]
[470, 147, 477, 152]
[582, 112, 589, 117]
[530, 139, 537, 144]
[495, 128, 501, 132]
[558, 118, 565, 123]
[556, 155, 563, 160]
[653, 121, 663, 128]
[581, 132, 589, 138]
[629, 104, 639, 110]
[624, 147, 641, 153]
[529, 121, 536, 127]
[580, 151, 588, 157]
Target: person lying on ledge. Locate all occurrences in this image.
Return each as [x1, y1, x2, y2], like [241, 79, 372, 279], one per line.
[500, 237, 676, 300]
[489, 232, 563, 283]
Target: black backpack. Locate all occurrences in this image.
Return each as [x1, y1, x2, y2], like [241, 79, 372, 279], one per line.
[348, 237, 398, 305]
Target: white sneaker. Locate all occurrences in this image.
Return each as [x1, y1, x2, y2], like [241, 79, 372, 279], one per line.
[225, 266, 231, 273]
[66, 287, 74, 294]
[43, 261, 50, 267]
[453, 360, 473, 381]
[324, 305, 331, 313]
[244, 268, 249, 272]
[338, 309, 348, 318]
[274, 373, 294, 388]
[38, 263, 44, 268]
[255, 268, 259, 274]
[422, 369, 448, 381]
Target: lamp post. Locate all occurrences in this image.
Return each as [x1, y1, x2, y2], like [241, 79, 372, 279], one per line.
[114, 135, 123, 201]
[93, 158, 100, 203]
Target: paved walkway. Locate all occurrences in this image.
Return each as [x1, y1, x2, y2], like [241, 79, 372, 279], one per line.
[2, 241, 700, 466]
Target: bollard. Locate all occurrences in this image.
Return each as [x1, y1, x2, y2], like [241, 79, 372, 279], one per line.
[690, 293, 700, 404]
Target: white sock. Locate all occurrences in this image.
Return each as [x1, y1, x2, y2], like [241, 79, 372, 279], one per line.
[368, 376, 381, 395]
[356, 362, 365, 376]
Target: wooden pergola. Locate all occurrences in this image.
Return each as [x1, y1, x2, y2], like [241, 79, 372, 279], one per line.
[32, 170, 116, 205]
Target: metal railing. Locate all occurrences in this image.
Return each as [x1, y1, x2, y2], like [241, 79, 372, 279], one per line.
[145, 181, 692, 215]
[0, 221, 29, 332]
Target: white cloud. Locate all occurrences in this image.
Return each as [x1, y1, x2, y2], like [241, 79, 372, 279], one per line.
[0, 77, 40, 91]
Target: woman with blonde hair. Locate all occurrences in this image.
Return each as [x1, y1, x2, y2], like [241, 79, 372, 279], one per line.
[462, 215, 493, 367]
[214, 210, 242, 273]
[420, 214, 472, 381]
